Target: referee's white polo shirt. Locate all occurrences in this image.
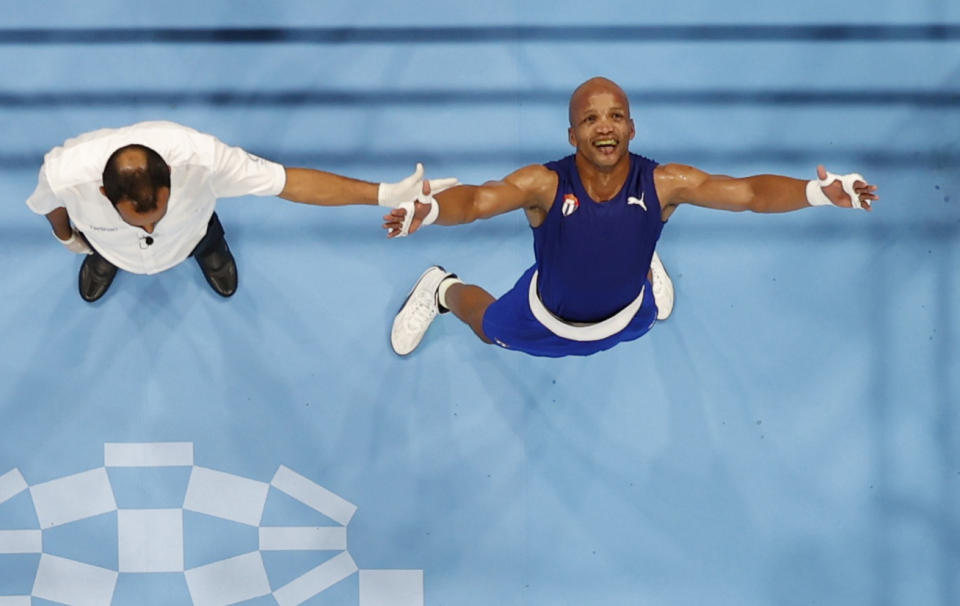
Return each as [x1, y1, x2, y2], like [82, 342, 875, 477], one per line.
[26, 121, 287, 275]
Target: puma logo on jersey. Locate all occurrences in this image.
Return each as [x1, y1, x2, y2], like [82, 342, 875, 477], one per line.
[561, 194, 580, 216]
[627, 193, 647, 211]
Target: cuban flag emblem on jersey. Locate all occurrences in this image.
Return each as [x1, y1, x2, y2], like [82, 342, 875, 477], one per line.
[561, 194, 580, 216]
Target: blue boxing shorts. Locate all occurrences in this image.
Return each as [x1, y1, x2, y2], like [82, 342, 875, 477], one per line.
[481, 265, 658, 358]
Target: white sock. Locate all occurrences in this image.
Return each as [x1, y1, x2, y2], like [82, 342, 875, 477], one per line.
[437, 276, 463, 310]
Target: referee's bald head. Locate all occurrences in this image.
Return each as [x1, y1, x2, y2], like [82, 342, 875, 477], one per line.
[101, 144, 170, 212]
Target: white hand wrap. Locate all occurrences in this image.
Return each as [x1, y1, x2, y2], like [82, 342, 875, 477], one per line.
[394, 195, 440, 238]
[379, 163, 459, 237]
[806, 171, 866, 209]
[55, 228, 93, 255]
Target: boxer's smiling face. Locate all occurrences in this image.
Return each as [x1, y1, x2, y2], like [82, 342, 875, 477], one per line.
[568, 80, 635, 170]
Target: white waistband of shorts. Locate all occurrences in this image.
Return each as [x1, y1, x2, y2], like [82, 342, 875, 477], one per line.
[527, 270, 644, 342]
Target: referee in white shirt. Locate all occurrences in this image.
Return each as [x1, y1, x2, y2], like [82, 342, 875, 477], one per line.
[26, 121, 445, 302]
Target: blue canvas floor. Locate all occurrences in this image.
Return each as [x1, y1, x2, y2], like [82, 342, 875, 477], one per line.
[1, 2, 958, 605]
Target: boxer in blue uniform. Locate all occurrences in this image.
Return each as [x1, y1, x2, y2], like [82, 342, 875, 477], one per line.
[385, 77, 879, 357]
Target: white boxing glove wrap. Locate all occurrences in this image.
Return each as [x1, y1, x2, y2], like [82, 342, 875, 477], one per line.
[806, 171, 866, 209]
[394, 195, 440, 238]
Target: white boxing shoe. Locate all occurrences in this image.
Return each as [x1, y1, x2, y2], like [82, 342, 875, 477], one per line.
[650, 251, 674, 321]
[391, 266, 454, 356]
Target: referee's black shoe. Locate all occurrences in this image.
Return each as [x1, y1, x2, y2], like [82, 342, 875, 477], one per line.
[195, 237, 237, 297]
[78, 252, 118, 302]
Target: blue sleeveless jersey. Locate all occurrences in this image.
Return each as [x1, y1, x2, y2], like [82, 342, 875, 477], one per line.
[533, 153, 664, 323]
